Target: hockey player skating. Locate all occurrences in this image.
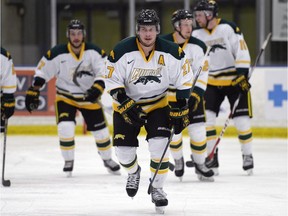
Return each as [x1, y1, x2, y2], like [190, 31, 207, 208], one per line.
[24, 19, 120, 177]
[161, 9, 214, 182]
[1, 47, 16, 132]
[105, 9, 192, 213]
[193, 0, 254, 175]
[1, 47, 17, 187]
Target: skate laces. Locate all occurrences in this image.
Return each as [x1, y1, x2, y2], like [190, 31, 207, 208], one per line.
[126, 168, 140, 189]
[152, 188, 167, 201]
[175, 158, 183, 170]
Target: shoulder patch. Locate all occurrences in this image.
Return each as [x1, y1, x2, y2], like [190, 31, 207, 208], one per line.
[156, 37, 184, 60]
[1, 47, 12, 60]
[108, 37, 138, 63]
[219, 19, 242, 35]
[45, 44, 69, 60]
[85, 42, 107, 58]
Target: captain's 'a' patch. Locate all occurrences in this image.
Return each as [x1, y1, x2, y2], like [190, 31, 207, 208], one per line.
[158, 54, 165, 66]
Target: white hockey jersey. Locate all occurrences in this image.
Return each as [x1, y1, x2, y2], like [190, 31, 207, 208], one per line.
[160, 33, 209, 99]
[34, 42, 106, 107]
[106, 36, 193, 113]
[192, 18, 251, 86]
[0, 47, 17, 94]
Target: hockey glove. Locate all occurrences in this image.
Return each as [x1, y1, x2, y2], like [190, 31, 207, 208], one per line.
[188, 92, 201, 112]
[84, 80, 105, 103]
[169, 99, 190, 134]
[25, 86, 40, 112]
[231, 75, 251, 93]
[118, 98, 147, 127]
[1, 94, 15, 120]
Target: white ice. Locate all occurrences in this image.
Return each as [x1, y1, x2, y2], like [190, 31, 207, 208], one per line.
[0, 135, 287, 216]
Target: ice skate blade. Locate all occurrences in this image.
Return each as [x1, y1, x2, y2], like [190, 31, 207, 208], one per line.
[155, 206, 165, 214]
[246, 169, 253, 176]
[211, 168, 219, 176]
[178, 177, 183, 182]
[107, 169, 121, 175]
[66, 172, 72, 178]
[197, 175, 215, 182]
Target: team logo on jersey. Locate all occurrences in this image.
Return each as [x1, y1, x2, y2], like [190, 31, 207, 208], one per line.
[59, 113, 69, 118]
[130, 67, 162, 85]
[72, 61, 94, 87]
[158, 55, 165, 66]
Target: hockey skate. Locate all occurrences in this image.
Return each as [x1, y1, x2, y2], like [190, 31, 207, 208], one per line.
[126, 166, 141, 198]
[242, 154, 254, 175]
[151, 186, 168, 214]
[195, 163, 214, 182]
[205, 148, 219, 176]
[103, 159, 121, 175]
[174, 157, 184, 181]
[63, 160, 74, 177]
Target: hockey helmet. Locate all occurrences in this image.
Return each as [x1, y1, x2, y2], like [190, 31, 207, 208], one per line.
[171, 9, 193, 28]
[136, 9, 160, 32]
[194, 0, 219, 17]
[66, 19, 86, 38]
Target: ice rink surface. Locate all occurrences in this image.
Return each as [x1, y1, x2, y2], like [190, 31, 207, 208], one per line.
[0, 135, 287, 216]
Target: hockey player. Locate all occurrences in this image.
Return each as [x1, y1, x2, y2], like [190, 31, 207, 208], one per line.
[25, 19, 120, 177]
[193, 0, 254, 175]
[105, 9, 192, 213]
[0, 47, 17, 132]
[161, 9, 214, 181]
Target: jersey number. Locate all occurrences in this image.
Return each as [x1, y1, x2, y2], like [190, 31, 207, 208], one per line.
[239, 40, 248, 50]
[107, 66, 114, 78]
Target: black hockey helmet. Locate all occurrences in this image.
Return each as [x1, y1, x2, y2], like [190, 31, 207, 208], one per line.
[171, 9, 193, 28]
[194, 0, 219, 17]
[136, 9, 160, 32]
[66, 19, 86, 38]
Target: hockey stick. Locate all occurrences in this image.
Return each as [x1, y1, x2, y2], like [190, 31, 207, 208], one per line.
[168, 45, 214, 171]
[148, 127, 175, 194]
[2, 118, 11, 187]
[207, 32, 272, 160]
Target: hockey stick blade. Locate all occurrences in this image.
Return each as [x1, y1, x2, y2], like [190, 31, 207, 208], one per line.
[2, 179, 11, 187]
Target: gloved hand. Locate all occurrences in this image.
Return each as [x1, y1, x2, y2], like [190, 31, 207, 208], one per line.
[188, 92, 201, 112]
[118, 98, 147, 127]
[84, 81, 104, 103]
[25, 86, 40, 112]
[169, 100, 190, 134]
[231, 75, 251, 93]
[1, 94, 15, 119]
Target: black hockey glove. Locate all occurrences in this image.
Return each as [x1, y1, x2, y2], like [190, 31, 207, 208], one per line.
[25, 86, 40, 113]
[1, 94, 15, 120]
[169, 99, 190, 134]
[188, 92, 201, 112]
[118, 98, 147, 127]
[84, 80, 105, 103]
[231, 75, 251, 93]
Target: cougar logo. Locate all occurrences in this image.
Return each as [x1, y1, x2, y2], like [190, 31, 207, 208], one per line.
[133, 75, 162, 85]
[114, 134, 125, 140]
[72, 61, 94, 87]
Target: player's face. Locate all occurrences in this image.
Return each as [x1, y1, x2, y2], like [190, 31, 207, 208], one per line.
[68, 29, 84, 48]
[179, 19, 193, 39]
[137, 25, 158, 47]
[194, 11, 208, 28]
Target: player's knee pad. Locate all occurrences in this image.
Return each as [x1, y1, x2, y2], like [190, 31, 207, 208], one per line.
[233, 116, 251, 132]
[188, 122, 206, 142]
[206, 110, 216, 127]
[90, 127, 110, 141]
[58, 121, 75, 138]
[115, 146, 137, 164]
[148, 137, 169, 159]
